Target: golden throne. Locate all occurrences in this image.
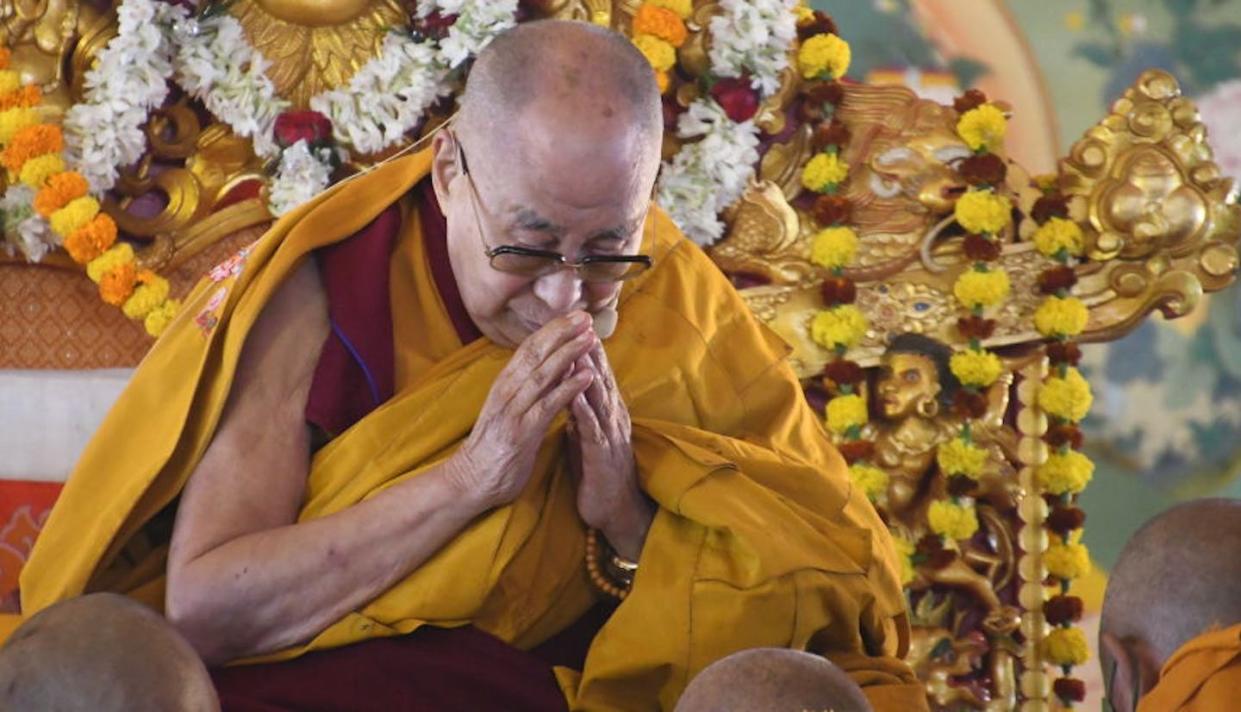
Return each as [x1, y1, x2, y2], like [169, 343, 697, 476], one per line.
[2, 1, 1238, 709]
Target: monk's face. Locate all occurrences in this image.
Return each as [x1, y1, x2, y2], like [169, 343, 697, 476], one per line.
[432, 107, 659, 349]
[875, 351, 941, 420]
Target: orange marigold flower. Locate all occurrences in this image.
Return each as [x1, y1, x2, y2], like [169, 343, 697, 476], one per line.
[0, 85, 42, 112]
[2, 124, 64, 174]
[34, 171, 90, 218]
[633, 4, 688, 47]
[99, 261, 138, 306]
[63, 213, 118, 264]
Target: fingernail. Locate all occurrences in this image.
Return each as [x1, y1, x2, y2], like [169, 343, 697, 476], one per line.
[569, 311, 589, 325]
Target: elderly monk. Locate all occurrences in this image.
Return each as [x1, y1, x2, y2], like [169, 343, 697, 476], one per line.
[6, 19, 923, 710]
[1100, 498, 1241, 712]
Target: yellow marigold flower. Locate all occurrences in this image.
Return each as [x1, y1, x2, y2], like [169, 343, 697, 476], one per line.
[811, 304, 868, 350]
[955, 189, 1012, 235]
[49, 195, 100, 238]
[632, 33, 677, 72]
[825, 393, 868, 435]
[144, 298, 181, 338]
[647, 0, 692, 19]
[950, 348, 1003, 388]
[0, 107, 37, 144]
[87, 242, 135, 284]
[1035, 295, 1089, 338]
[1039, 367, 1093, 422]
[953, 267, 1011, 310]
[99, 261, 138, 306]
[928, 499, 979, 540]
[1033, 217, 1084, 258]
[122, 273, 171, 320]
[64, 213, 118, 264]
[810, 226, 859, 270]
[633, 4, 688, 47]
[18, 152, 63, 188]
[798, 33, 851, 80]
[794, 5, 815, 24]
[801, 152, 849, 193]
[1037, 450, 1094, 496]
[892, 535, 917, 587]
[956, 103, 1007, 153]
[937, 437, 988, 479]
[1043, 627, 1090, 667]
[849, 463, 889, 502]
[0, 70, 19, 96]
[654, 70, 670, 94]
[1046, 533, 1090, 580]
[35, 171, 90, 217]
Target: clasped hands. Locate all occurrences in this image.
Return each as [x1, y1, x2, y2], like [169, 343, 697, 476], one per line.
[447, 311, 654, 561]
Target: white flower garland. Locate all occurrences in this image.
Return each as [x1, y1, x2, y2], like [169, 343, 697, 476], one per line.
[267, 140, 337, 217]
[657, 0, 799, 245]
[0, 0, 184, 261]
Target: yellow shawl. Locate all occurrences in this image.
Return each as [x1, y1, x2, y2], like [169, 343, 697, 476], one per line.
[15, 149, 923, 710]
[1137, 623, 1241, 712]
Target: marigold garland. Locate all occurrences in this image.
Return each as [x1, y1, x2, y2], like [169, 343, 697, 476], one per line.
[797, 32, 851, 80]
[0, 52, 178, 337]
[809, 225, 859, 269]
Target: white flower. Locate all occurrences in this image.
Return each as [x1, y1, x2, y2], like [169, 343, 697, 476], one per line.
[708, 0, 798, 97]
[268, 140, 337, 216]
[0, 186, 55, 261]
[1197, 78, 1241, 184]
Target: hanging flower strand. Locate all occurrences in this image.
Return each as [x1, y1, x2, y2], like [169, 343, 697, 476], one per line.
[930, 89, 1014, 548]
[1030, 174, 1094, 709]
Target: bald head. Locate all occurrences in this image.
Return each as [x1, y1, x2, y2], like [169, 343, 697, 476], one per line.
[458, 19, 662, 156]
[675, 648, 874, 712]
[0, 593, 219, 712]
[1102, 498, 1241, 663]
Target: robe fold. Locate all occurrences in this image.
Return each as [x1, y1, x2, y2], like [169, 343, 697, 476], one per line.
[13, 148, 925, 710]
[1137, 623, 1241, 712]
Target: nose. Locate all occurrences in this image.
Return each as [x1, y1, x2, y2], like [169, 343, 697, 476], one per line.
[532, 267, 583, 314]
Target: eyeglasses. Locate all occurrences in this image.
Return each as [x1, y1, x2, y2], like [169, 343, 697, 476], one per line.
[452, 134, 654, 284]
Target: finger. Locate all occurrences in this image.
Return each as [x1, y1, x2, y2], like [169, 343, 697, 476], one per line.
[571, 391, 606, 446]
[510, 329, 595, 413]
[525, 368, 593, 432]
[506, 311, 592, 378]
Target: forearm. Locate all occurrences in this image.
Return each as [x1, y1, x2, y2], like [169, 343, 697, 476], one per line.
[599, 482, 656, 562]
[167, 462, 484, 664]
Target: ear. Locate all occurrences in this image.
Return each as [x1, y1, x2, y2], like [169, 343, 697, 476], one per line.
[429, 129, 462, 209]
[1101, 631, 1163, 712]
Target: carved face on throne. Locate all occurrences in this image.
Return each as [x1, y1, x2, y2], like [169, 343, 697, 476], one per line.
[875, 333, 960, 423]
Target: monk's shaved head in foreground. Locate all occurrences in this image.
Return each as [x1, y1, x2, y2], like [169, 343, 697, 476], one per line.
[1103, 498, 1241, 662]
[0, 593, 219, 712]
[675, 648, 874, 712]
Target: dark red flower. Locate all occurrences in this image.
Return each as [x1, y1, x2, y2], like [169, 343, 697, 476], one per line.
[952, 389, 989, 419]
[662, 96, 684, 132]
[957, 315, 998, 340]
[1054, 678, 1087, 703]
[947, 475, 977, 498]
[916, 534, 957, 569]
[838, 439, 876, 465]
[1047, 341, 1083, 366]
[274, 110, 333, 149]
[954, 89, 988, 114]
[964, 233, 1002, 262]
[1032, 194, 1069, 224]
[811, 119, 851, 152]
[413, 10, 458, 40]
[804, 80, 845, 107]
[813, 194, 853, 226]
[710, 77, 762, 124]
[959, 153, 1007, 186]
[1047, 506, 1087, 537]
[1038, 266, 1079, 295]
[797, 10, 839, 40]
[823, 358, 866, 387]
[821, 278, 857, 306]
[1044, 595, 1084, 626]
[1044, 423, 1085, 450]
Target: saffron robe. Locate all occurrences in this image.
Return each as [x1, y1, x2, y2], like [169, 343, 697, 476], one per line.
[1137, 623, 1241, 712]
[13, 148, 925, 710]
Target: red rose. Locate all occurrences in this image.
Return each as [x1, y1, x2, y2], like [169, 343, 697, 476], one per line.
[964, 233, 1002, 262]
[820, 277, 857, 306]
[710, 77, 761, 123]
[274, 110, 333, 149]
[1032, 194, 1070, 224]
[954, 88, 988, 114]
[959, 153, 1007, 186]
[1043, 595, 1084, 626]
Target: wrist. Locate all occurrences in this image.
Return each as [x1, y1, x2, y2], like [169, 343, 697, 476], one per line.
[440, 449, 499, 515]
[599, 485, 655, 562]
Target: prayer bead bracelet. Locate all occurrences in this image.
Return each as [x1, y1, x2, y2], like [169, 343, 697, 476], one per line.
[585, 528, 636, 600]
